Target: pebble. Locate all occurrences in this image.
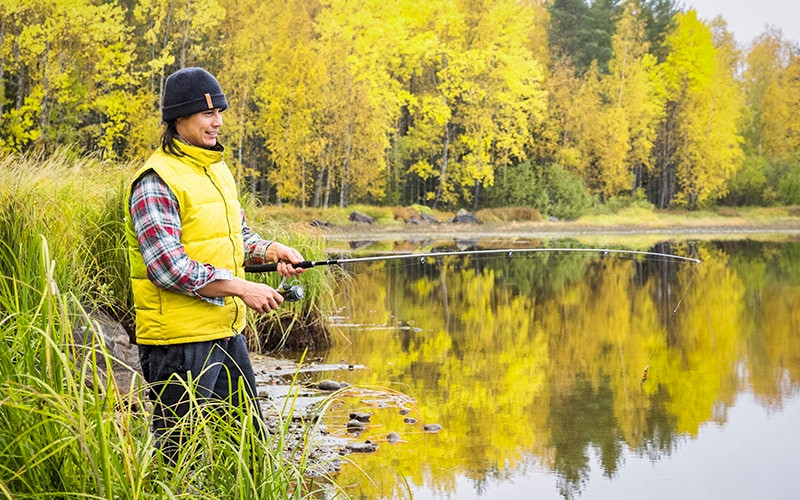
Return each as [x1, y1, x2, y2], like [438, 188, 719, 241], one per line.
[422, 423, 442, 433]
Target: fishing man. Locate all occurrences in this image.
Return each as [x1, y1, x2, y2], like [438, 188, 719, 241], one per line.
[124, 66, 304, 460]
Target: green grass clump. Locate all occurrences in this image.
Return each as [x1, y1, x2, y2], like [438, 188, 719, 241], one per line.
[0, 148, 129, 307]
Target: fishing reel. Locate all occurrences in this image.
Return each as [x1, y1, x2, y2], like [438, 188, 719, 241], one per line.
[277, 276, 304, 302]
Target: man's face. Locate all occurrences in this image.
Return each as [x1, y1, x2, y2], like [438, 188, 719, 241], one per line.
[175, 108, 223, 148]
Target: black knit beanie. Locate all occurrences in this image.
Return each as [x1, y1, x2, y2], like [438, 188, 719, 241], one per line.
[161, 67, 228, 122]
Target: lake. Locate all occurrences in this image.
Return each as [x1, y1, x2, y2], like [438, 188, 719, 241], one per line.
[276, 236, 800, 499]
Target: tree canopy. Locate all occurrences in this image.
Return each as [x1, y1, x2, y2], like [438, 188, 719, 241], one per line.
[1, 0, 797, 210]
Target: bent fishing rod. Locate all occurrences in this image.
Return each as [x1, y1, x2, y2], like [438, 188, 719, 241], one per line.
[246, 247, 701, 274]
[247, 247, 701, 301]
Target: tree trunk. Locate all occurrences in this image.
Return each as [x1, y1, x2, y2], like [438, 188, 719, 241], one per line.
[339, 119, 352, 208]
[312, 166, 324, 207]
[39, 41, 49, 132]
[433, 123, 451, 210]
[323, 165, 332, 209]
[179, 1, 191, 68]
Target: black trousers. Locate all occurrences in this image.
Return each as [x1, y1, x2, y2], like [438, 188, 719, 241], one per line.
[139, 334, 265, 461]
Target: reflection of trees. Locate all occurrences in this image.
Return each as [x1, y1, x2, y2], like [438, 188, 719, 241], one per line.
[638, 384, 680, 461]
[632, 242, 703, 349]
[725, 241, 800, 409]
[549, 376, 620, 500]
[324, 242, 800, 499]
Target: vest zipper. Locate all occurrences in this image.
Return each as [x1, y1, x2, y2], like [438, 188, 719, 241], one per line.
[204, 166, 241, 334]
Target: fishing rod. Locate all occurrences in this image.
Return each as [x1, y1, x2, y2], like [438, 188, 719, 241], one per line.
[246, 247, 702, 301]
[246, 247, 701, 273]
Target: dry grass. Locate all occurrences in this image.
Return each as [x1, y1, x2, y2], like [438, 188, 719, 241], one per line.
[242, 202, 800, 235]
[477, 207, 543, 222]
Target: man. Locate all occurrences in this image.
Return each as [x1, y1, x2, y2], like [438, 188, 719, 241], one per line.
[125, 66, 303, 459]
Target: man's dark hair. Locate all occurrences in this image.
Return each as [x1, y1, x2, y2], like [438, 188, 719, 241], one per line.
[160, 121, 184, 156]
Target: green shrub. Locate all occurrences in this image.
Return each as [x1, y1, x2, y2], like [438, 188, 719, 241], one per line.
[544, 163, 596, 220]
[486, 160, 550, 209]
[410, 203, 433, 215]
[599, 189, 654, 214]
[725, 154, 769, 206]
[777, 161, 800, 205]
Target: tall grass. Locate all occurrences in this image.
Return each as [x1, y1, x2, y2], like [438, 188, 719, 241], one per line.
[243, 220, 338, 351]
[0, 237, 340, 497]
[0, 149, 344, 498]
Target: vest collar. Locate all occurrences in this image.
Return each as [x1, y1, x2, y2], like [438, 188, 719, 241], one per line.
[174, 139, 225, 168]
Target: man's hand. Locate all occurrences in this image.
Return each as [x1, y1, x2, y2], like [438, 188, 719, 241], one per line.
[198, 277, 284, 313]
[237, 279, 284, 313]
[266, 242, 306, 277]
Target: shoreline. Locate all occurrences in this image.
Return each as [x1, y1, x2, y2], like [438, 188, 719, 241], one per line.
[316, 219, 800, 243]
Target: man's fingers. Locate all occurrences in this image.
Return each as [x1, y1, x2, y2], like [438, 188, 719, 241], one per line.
[244, 282, 284, 313]
[277, 260, 305, 277]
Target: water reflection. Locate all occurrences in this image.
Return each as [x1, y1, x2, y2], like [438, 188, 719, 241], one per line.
[293, 239, 800, 499]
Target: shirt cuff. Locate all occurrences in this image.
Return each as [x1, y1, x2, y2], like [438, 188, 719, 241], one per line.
[193, 267, 234, 306]
[246, 240, 274, 265]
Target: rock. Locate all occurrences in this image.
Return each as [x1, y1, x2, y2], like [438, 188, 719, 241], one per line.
[316, 380, 342, 391]
[349, 240, 375, 250]
[420, 212, 439, 224]
[422, 423, 443, 433]
[346, 419, 366, 434]
[455, 238, 478, 251]
[403, 417, 417, 425]
[310, 219, 334, 228]
[451, 209, 480, 224]
[386, 432, 401, 443]
[73, 310, 140, 397]
[346, 441, 378, 453]
[349, 211, 375, 224]
[406, 217, 423, 225]
[349, 412, 372, 422]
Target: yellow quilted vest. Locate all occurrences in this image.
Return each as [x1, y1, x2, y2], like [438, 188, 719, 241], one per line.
[125, 141, 246, 345]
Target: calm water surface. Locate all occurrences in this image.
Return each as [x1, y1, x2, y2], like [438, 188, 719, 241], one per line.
[283, 238, 800, 499]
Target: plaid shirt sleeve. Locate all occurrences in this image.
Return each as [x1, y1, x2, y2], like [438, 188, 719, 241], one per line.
[129, 171, 231, 306]
[241, 213, 273, 265]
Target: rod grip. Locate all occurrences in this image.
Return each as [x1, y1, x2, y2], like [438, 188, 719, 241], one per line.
[244, 261, 316, 273]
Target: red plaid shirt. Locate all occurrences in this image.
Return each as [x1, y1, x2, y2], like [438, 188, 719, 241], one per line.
[129, 171, 272, 306]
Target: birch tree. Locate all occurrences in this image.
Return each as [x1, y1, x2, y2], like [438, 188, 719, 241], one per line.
[657, 11, 742, 207]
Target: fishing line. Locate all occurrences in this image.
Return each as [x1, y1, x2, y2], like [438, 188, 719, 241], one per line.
[671, 262, 700, 315]
[641, 257, 702, 385]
